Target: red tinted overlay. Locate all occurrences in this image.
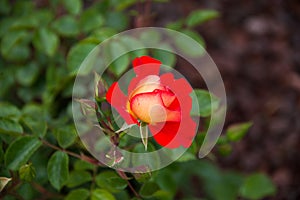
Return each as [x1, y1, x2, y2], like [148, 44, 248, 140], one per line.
[106, 56, 197, 148]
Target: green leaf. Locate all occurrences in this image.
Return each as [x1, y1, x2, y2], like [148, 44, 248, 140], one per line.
[166, 20, 184, 30]
[119, 36, 147, 57]
[22, 104, 46, 119]
[30, 147, 49, 184]
[19, 163, 36, 182]
[107, 41, 130, 77]
[65, 188, 90, 200]
[95, 171, 125, 193]
[140, 30, 161, 46]
[47, 151, 69, 190]
[114, 190, 130, 200]
[53, 126, 77, 149]
[16, 62, 40, 86]
[152, 190, 173, 200]
[132, 168, 152, 184]
[91, 189, 116, 200]
[107, 177, 127, 190]
[155, 171, 177, 195]
[105, 12, 128, 31]
[62, 0, 82, 15]
[186, 9, 219, 27]
[152, 47, 176, 68]
[0, 177, 12, 192]
[218, 144, 232, 156]
[180, 29, 205, 47]
[67, 43, 97, 73]
[226, 122, 252, 142]
[205, 172, 244, 200]
[16, 182, 37, 200]
[0, 103, 21, 118]
[74, 159, 95, 171]
[66, 170, 92, 188]
[0, 30, 31, 62]
[0, 143, 4, 164]
[0, 67, 14, 98]
[191, 89, 220, 117]
[139, 181, 160, 198]
[177, 151, 196, 162]
[185, 161, 243, 200]
[79, 8, 104, 33]
[10, 15, 39, 30]
[174, 31, 205, 58]
[12, 1, 34, 16]
[240, 173, 276, 200]
[3, 44, 30, 62]
[5, 136, 42, 170]
[21, 116, 47, 138]
[34, 10, 54, 26]
[0, 0, 11, 15]
[33, 28, 59, 57]
[52, 15, 79, 37]
[89, 28, 117, 44]
[1, 30, 31, 53]
[114, 0, 137, 11]
[0, 18, 14, 37]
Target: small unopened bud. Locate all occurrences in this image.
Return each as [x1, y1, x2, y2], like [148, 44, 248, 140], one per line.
[94, 71, 107, 100]
[76, 99, 97, 115]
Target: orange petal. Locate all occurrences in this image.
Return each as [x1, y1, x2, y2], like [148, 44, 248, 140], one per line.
[106, 82, 138, 124]
[132, 56, 161, 68]
[106, 82, 117, 104]
[129, 75, 164, 98]
[159, 89, 176, 108]
[130, 92, 180, 124]
[128, 56, 161, 95]
[149, 122, 180, 147]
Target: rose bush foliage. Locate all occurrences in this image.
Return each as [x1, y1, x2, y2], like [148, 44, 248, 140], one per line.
[0, 1, 276, 200]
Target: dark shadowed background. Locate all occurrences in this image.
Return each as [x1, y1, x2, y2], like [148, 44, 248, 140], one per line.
[150, 0, 300, 199]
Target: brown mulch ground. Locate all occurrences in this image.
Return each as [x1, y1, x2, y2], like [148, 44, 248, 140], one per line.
[151, 0, 300, 199]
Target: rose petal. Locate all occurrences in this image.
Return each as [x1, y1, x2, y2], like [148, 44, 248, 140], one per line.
[150, 73, 197, 148]
[132, 56, 161, 77]
[149, 116, 196, 149]
[106, 82, 138, 124]
[130, 92, 180, 124]
[106, 82, 117, 104]
[128, 56, 161, 95]
[132, 56, 161, 69]
[149, 122, 180, 148]
[159, 89, 177, 108]
[129, 75, 164, 98]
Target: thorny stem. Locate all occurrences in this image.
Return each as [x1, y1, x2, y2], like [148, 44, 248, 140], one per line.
[117, 170, 141, 199]
[96, 111, 140, 197]
[95, 108, 115, 133]
[127, 180, 141, 199]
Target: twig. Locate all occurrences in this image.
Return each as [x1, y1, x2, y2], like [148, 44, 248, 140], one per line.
[40, 139, 104, 166]
[31, 182, 63, 199]
[117, 170, 141, 199]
